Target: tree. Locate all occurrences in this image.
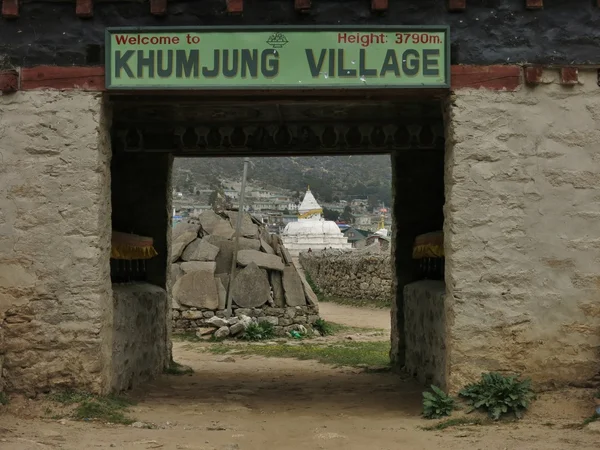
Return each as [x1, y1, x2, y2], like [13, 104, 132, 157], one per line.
[340, 206, 354, 224]
[323, 207, 339, 221]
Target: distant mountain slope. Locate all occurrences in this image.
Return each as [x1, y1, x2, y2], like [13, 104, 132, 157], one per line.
[173, 156, 392, 205]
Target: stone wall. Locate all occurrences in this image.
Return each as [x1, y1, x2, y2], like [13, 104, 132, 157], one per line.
[404, 281, 447, 389]
[111, 283, 168, 392]
[299, 250, 393, 302]
[445, 70, 600, 390]
[0, 91, 112, 395]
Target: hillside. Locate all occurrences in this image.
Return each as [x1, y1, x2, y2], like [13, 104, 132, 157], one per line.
[173, 156, 392, 205]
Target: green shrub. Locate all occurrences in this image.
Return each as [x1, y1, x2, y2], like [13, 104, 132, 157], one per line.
[459, 372, 535, 420]
[242, 322, 275, 341]
[422, 385, 455, 419]
[313, 318, 335, 336]
[0, 392, 8, 406]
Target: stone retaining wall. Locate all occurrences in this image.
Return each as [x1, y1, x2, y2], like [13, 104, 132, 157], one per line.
[299, 250, 392, 302]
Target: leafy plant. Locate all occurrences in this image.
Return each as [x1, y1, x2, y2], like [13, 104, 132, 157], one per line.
[459, 372, 535, 420]
[313, 318, 335, 336]
[241, 322, 275, 341]
[0, 392, 8, 406]
[48, 390, 136, 424]
[422, 385, 455, 419]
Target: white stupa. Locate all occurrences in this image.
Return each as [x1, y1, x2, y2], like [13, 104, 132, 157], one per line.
[281, 187, 352, 256]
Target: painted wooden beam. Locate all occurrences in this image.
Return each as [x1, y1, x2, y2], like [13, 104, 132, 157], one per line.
[560, 67, 579, 85]
[0, 70, 18, 93]
[76, 0, 93, 18]
[16, 65, 525, 92]
[226, 0, 243, 14]
[526, 0, 543, 9]
[371, 0, 388, 12]
[1, 0, 19, 18]
[21, 66, 105, 91]
[150, 0, 167, 16]
[294, 0, 311, 12]
[447, 0, 466, 12]
[451, 65, 522, 91]
[524, 66, 543, 85]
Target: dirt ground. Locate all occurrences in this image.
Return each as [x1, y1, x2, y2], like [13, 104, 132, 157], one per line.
[1, 302, 599, 450]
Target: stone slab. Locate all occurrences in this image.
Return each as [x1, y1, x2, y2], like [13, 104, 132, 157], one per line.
[231, 262, 270, 308]
[237, 250, 284, 272]
[260, 238, 275, 255]
[282, 266, 307, 307]
[215, 277, 227, 310]
[270, 271, 285, 307]
[181, 238, 220, 262]
[180, 261, 216, 274]
[206, 236, 261, 274]
[172, 271, 219, 310]
[225, 211, 259, 238]
[171, 231, 197, 263]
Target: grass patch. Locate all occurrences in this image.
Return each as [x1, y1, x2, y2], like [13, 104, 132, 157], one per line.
[49, 390, 136, 425]
[208, 341, 390, 368]
[172, 332, 201, 342]
[421, 417, 485, 431]
[0, 392, 8, 405]
[320, 296, 392, 309]
[164, 361, 194, 375]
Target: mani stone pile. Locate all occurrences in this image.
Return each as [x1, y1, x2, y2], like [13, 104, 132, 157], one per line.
[171, 210, 320, 339]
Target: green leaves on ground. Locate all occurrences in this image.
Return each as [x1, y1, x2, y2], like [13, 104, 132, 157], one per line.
[422, 385, 455, 419]
[241, 322, 275, 341]
[49, 390, 136, 424]
[459, 372, 535, 420]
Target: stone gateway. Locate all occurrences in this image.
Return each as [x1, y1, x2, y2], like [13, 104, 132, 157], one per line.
[0, 2, 600, 397]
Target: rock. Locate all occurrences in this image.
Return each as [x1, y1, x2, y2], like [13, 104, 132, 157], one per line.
[229, 322, 245, 336]
[278, 317, 293, 326]
[203, 311, 215, 318]
[225, 211, 259, 238]
[237, 250, 284, 272]
[218, 356, 236, 363]
[231, 263, 271, 308]
[173, 222, 200, 240]
[235, 308, 252, 316]
[270, 271, 285, 307]
[282, 266, 307, 307]
[207, 237, 261, 274]
[260, 238, 275, 255]
[258, 316, 279, 326]
[586, 421, 600, 434]
[214, 326, 230, 339]
[228, 317, 239, 325]
[198, 210, 235, 239]
[206, 316, 229, 328]
[171, 231, 197, 262]
[215, 277, 227, 310]
[181, 239, 220, 262]
[172, 271, 220, 309]
[180, 261, 216, 274]
[170, 264, 184, 288]
[300, 275, 319, 306]
[196, 327, 215, 337]
[181, 310, 204, 320]
[276, 240, 293, 265]
[237, 314, 253, 329]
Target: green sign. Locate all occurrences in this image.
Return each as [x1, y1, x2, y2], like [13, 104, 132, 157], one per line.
[105, 26, 450, 90]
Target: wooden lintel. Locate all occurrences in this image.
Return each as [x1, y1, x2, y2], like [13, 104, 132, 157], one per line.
[451, 65, 522, 91]
[76, 0, 93, 18]
[150, 0, 167, 16]
[526, 0, 543, 9]
[294, 0, 311, 11]
[447, 0, 466, 12]
[525, 66, 543, 85]
[226, 0, 243, 14]
[21, 66, 105, 91]
[0, 70, 19, 93]
[2, 0, 19, 18]
[371, 0, 388, 12]
[560, 67, 578, 85]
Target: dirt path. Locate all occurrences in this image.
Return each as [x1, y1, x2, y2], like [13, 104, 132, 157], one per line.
[1, 304, 598, 449]
[318, 301, 391, 332]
